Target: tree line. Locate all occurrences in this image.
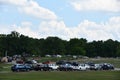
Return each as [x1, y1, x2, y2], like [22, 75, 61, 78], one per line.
[0, 31, 120, 57]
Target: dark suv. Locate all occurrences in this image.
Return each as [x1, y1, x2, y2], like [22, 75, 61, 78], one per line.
[11, 64, 32, 72]
[101, 63, 114, 70]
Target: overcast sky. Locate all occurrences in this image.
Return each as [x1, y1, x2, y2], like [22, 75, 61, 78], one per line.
[0, 0, 120, 41]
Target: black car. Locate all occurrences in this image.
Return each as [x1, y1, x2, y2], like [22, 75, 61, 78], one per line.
[58, 63, 74, 71]
[34, 64, 44, 71]
[56, 60, 66, 65]
[34, 63, 59, 71]
[101, 63, 114, 70]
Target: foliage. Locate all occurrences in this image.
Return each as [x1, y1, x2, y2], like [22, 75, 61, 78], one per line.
[0, 31, 120, 57]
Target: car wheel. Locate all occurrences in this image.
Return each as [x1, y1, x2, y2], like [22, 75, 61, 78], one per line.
[26, 69, 30, 72]
[16, 69, 20, 72]
[35, 69, 38, 71]
[49, 68, 53, 71]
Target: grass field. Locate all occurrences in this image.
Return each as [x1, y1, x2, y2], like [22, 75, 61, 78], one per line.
[0, 63, 12, 71]
[0, 71, 120, 80]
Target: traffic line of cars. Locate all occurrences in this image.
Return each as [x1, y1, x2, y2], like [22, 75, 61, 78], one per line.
[11, 61, 114, 72]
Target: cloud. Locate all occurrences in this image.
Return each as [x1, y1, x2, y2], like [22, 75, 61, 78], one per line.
[21, 21, 32, 27]
[0, 17, 120, 41]
[73, 20, 113, 41]
[78, 16, 120, 41]
[11, 23, 40, 38]
[38, 20, 76, 40]
[70, 0, 120, 12]
[0, 22, 40, 38]
[0, 0, 120, 41]
[0, 25, 12, 34]
[0, 0, 57, 20]
[38, 16, 120, 41]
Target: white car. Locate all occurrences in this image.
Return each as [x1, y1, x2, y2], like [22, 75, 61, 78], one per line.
[79, 64, 87, 70]
[84, 64, 90, 70]
[47, 63, 59, 70]
[94, 64, 102, 70]
[36, 63, 59, 71]
[73, 64, 89, 71]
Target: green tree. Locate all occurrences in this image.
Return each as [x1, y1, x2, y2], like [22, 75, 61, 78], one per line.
[66, 38, 87, 55]
[43, 37, 66, 55]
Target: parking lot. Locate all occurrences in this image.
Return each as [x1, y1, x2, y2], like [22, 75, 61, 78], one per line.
[0, 58, 120, 80]
[1, 57, 120, 72]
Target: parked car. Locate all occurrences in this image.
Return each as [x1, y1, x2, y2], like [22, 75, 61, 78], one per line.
[93, 64, 102, 70]
[34, 64, 44, 71]
[58, 63, 74, 71]
[101, 63, 114, 70]
[85, 62, 98, 70]
[74, 64, 88, 71]
[11, 64, 33, 72]
[84, 64, 90, 70]
[86, 62, 102, 70]
[56, 60, 66, 65]
[72, 62, 79, 71]
[43, 63, 59, 71]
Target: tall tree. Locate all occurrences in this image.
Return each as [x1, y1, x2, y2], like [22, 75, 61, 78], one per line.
[0, 31, 120, 57]
[66, 38, 87, 55]
[43, 37, 66, 55]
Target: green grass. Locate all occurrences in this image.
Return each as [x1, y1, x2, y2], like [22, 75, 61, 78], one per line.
[0, 71, 120, 80]
[38, 57, 73, 62]
[0, 63, 12, 71]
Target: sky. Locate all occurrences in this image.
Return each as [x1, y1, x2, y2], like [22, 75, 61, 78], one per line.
[0, 0, 120, 41]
